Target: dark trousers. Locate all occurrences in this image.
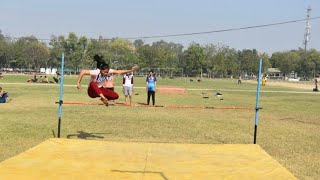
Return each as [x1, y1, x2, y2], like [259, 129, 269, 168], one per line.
[87, 82, 119, 100]
[0, 93, 8, 103]
[147, 91, 155, 105]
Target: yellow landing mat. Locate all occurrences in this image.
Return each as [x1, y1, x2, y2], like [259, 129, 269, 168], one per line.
[0, 138, 296, 180]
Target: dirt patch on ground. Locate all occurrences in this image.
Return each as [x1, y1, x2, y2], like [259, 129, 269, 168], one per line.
[158, 86, 187, 95]
[247, 80, 314, 90]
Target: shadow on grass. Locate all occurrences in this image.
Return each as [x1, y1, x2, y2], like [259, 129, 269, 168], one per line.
[137, 102, 164, 107]
[52, 130, 56, 138]
[66, 131, 106, 139]
[137, 102, 148, 106]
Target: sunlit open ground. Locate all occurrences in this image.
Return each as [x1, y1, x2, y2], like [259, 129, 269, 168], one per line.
[0, 74, 319, 179]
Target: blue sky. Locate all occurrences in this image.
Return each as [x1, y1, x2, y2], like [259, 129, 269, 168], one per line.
[1, 0, 319, 54]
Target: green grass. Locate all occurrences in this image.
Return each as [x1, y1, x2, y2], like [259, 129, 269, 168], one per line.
[0, 74, 319, 179]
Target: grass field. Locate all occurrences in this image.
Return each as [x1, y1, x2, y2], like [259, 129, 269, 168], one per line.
[0, 74, 319, 179]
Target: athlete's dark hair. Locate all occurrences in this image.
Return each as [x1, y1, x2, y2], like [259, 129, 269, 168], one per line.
[93, 54, 109, 70]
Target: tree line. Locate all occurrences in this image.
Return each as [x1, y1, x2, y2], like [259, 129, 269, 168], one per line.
[1, 31, 320, 78]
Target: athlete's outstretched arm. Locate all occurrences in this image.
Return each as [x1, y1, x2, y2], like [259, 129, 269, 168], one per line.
[77, 70, 90, 90]
[112, 65, 138, 75]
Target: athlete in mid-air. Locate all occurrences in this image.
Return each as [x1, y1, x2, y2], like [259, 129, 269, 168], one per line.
[76, 54, 138, 106]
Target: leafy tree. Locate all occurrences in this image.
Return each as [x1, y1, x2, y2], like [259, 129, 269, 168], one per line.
[109, 38, 137, 69]
[239, 49, 260, 76]
[295, 49, 320, 78]
[10, 36, 49, 69]
[259, 52, 271, 73]
[152, 40, 182, 70]
[49, 35, 66, 69]
[270, 51, 300, 77]
[27, 42, 50, 69]
[307, 49, 320, 76]
[0, 31, 318, 79]
[133, 39, 144, 49]
[203, 44, 219, 77]
[136, 44, 159, 69]
[85, 37, 112, 68]
[0, 30, 10, 67]
[182, 43, 205, 77]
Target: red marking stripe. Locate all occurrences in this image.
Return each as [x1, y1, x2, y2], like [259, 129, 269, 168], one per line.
[57, 102, 254, 110]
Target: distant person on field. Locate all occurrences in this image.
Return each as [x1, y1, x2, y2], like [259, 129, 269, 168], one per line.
[146, 70, 157, 106]
[53, 73, 60, 83]
[27, 73, 38, 83]
[262, 75, 267, 86]
[265, 74, 268, 84]
[238, 75, 242, 84]
[123, 72, 134, 106]
[314, 74, 319, 91]
[0, 87, 11, 103]
[42, 76, 49, 83]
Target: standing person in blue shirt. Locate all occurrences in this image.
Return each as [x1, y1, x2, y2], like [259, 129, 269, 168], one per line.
[146, 70, 157, 106]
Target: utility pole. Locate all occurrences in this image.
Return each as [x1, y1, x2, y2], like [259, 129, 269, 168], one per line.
[303, 6, 311, 51]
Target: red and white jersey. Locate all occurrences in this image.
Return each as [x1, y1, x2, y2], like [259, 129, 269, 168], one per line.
[89, 69, 115, 88]
[123, 74, 133, 87]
